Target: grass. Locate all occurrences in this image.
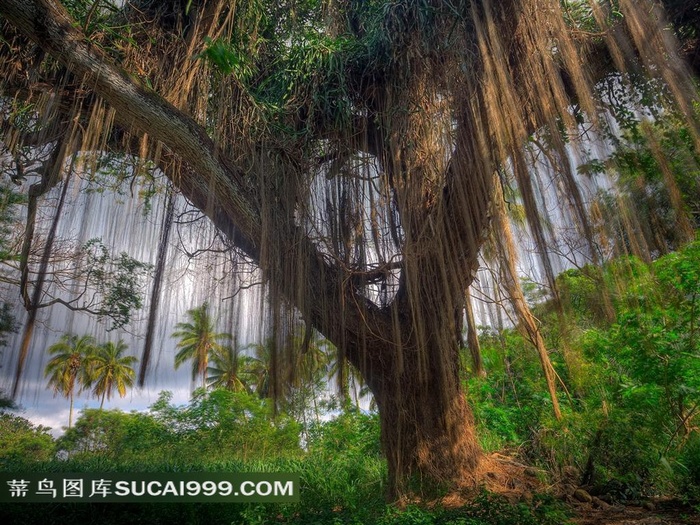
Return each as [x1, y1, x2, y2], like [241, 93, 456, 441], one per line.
[0, 453, 570, 525]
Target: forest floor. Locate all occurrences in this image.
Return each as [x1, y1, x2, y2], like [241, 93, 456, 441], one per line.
[477, 453, 700, 525]
[570, 499, 700, 525]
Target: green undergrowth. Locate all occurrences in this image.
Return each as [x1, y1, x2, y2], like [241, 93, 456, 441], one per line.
[0, 459, 569, 525]
[0, 407, 568, 525]
[0, 462, 568, 525]
[466, 238, 700, 502]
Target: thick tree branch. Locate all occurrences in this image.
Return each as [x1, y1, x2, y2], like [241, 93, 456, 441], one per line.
[0, 0, 397, 383]
[1, 0, 260, 254]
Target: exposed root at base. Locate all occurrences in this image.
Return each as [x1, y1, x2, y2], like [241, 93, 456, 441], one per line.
[395, 451, 549, 509]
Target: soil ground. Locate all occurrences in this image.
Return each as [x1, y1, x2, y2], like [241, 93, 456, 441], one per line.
[480, 453, 700, 525]
[570, 499, 700, 525]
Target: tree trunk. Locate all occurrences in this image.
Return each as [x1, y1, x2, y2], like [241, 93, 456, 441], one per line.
[340, 320, 481, 500]
[336, 252, 484, 497]
[375, 357, 481, 499]
[68, 390, 74, 429]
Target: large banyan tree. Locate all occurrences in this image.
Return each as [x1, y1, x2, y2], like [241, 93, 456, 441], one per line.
[1, 0, 699, 496]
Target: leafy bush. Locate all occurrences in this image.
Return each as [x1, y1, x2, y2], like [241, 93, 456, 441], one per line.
[0, 413, 55, 465]
[57, 408, 169, 461]
[151, 389, 302, 461]
[465, 240, 700, 498]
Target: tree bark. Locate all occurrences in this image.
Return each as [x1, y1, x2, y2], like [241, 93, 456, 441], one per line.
[364, 335, 481, 497]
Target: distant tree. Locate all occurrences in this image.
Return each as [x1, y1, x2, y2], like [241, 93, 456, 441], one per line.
[56, 408, 172, 460]
[246, 340, 272, 400]
[207, 343, 252, 393]
[173, 302, 231, 389]
[327, 348, 363, 411]
[150, 388, 302, 460]
[0, 182, 22, 349]
[56, 408, 127, 457]
[0, 303, 17, 349]
[588, 114, 700, 259]
[89, 340, 137, 409]
[0, 389, 17, 412]
[287, 331, 333, 422]
[44, 334, 95, 428]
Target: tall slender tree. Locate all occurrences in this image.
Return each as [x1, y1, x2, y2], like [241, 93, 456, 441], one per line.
[44, 334, 95, 428]
[173, 302, 231, 389]
[89, 340, 137, 409]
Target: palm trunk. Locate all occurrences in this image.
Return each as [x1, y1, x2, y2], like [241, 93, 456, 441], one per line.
[68, 390, 74, 429]
[201, 350, 208, 390]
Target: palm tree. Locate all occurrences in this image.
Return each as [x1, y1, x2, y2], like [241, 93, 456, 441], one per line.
[288, 331, 329, 385]
[290, 331, 332, 420]
[44, 334, 95, 428]
[90, 340, 138, 409]
[327, 352, 364, 410]
[207, 343, 252, 392]
[245, 339, 272, 399]
[172, 302, 231, 389]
